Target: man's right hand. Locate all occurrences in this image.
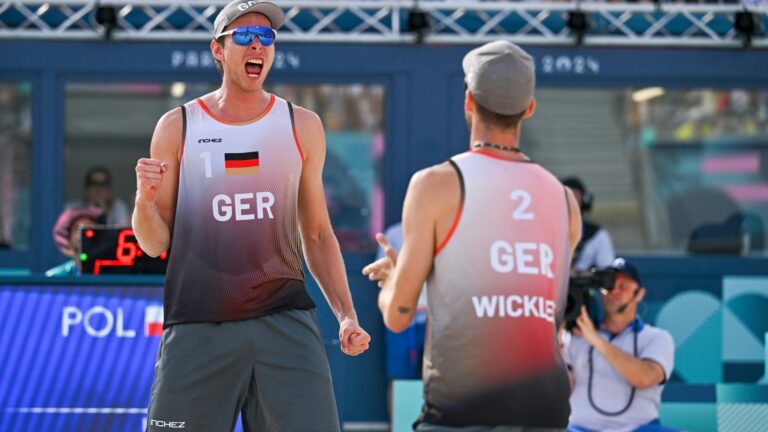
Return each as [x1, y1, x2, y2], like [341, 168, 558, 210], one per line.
[362, 233, 398, 288]
[135, 158, 168, 203]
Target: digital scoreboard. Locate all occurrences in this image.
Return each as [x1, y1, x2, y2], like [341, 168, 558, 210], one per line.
[79, 226, 168, 275]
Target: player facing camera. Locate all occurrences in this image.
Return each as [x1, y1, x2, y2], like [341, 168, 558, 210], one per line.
[564, 267, 616, 331]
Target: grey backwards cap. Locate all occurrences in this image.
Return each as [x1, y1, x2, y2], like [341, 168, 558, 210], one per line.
[462, 40, 535, 116]
[214, 0, 285, 39]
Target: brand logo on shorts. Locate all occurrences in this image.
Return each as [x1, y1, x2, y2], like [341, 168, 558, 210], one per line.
[198, 138, 222, 143]
[150, 419, 186, 429]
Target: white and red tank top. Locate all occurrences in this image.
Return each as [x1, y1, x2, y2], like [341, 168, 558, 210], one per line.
[163, 95, 314, 326]
[420, 149, 572, 427]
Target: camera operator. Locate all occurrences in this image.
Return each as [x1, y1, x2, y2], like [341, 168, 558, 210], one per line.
[562, 177, 615, 272]
[565, 258, 676, 432]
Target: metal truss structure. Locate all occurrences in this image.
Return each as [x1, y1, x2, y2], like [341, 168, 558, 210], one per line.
[1, 1, 766, 47]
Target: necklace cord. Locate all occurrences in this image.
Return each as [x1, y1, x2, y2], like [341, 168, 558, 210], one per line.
[472, 141, 523, 153]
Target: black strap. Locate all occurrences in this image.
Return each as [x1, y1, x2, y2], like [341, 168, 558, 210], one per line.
[447, 158, 465, 205]
[180, 105, 187, 158]
[287, 101, 296, 130]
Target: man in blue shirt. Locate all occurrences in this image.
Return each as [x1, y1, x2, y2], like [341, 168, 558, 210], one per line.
[565, 258, 677, 432]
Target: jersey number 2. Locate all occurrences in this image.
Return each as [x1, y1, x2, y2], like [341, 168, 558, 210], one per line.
[511, 190, 534, 220]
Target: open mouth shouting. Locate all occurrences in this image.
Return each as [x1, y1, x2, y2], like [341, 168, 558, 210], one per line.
[245, 58, 264, 78]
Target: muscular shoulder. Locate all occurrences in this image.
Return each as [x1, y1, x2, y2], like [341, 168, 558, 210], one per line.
[291, 104, 324, 158]
[292, 104, 322, 129]
[151, 107, 183, 160]
[411, 162, 458, 190]
[408, 162, 460, 212]
[157, 106, 183, 133]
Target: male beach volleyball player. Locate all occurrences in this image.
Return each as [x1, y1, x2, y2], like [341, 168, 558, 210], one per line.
[134, 1, 370, 430]
[365, 40, 582, 431]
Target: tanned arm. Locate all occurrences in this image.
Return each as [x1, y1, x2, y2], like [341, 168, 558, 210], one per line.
[295, 106, 370, 356]
[132, 108, 181, 257]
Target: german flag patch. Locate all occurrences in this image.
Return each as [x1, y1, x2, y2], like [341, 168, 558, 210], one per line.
[225, 151, 259, 175]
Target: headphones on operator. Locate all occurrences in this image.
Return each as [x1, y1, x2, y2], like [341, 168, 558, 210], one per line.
[561, 176, 593, 213]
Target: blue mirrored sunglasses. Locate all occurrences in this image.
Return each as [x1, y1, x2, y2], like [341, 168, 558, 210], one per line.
[219, 26, 277, 47]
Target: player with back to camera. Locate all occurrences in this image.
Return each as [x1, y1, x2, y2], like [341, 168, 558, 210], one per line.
[364, 40, 582, 431]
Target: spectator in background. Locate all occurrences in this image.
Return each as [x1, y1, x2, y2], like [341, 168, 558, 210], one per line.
[565, 258, 677, 432]
[65, 166, 130, 225]
[562, 176, 615, 272]
[46, 207, 105, 276]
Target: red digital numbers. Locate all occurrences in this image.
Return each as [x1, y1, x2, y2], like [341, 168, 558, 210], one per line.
[93, 228, 167, 275]
[115, 229, 137, 261]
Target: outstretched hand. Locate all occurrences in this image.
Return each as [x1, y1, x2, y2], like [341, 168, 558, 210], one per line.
[362, 233, 398, 288]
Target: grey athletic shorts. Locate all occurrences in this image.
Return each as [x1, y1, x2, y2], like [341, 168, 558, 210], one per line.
[146, 308, 340, 432]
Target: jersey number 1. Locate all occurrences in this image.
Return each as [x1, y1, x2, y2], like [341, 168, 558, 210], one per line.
[200, 151, 212, 178]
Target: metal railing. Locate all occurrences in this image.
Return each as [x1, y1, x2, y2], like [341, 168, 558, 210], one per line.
[0, 1, 766, 47]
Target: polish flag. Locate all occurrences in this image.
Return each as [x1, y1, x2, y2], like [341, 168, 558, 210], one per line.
[145, 305, 164, 337]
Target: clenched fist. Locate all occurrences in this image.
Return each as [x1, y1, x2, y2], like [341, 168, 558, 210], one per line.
[135, 158, 168, 203]
[339, 318, 371, 356]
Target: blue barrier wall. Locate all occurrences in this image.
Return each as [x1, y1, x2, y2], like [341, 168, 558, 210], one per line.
[1, 256, 766, 430]
[0, 257, 386, 431]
